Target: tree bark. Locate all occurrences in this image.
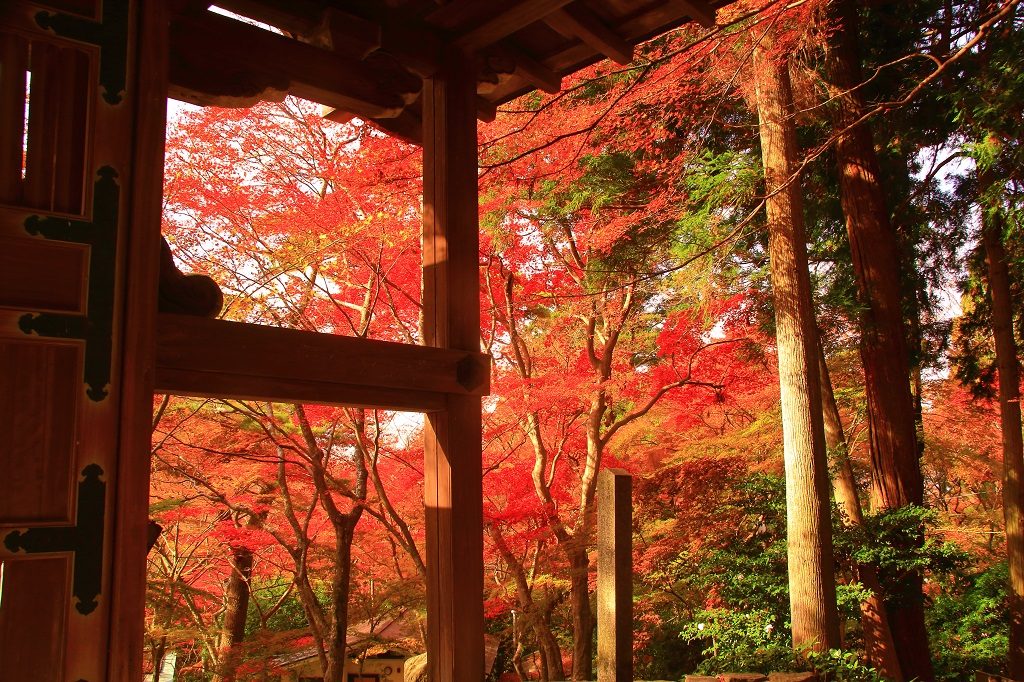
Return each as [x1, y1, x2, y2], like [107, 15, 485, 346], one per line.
[323, 520, 359, 682]
[754, 47, 840, 652]
[211, 545, 254, 682]
[567, 544, 594, 679]
[980, 174, 1024, 679]
[823, 2, 933, 677]
[488, 525, 566, 680]
[817, 346, 902, 680]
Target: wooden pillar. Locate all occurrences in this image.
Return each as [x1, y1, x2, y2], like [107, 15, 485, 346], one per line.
[109, 3, 169, 680]
[422, 47, 485, 682]
[597, 469, 632, 682]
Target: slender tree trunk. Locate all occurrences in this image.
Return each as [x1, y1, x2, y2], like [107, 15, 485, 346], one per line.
[823, 2, 932, 677]
[323, 521, 358, 682]
[488, 524, 566, 680]
[754, 47, 840, 653]
[567, 543, 594, 680]
[817, 346, 902, 680]
[211, 545, 254, 682]
[818, 347, 862, 526]
[151, 635, 168, 682]
[980, 173, 1024, 678]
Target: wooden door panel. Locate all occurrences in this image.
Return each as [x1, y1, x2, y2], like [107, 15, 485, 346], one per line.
[0, 0, 142, 680]
[0, 556, 72, 682]
[0, 27, 94, 216]
[0, 339, 80, 523]
[0, 236, 89, 313]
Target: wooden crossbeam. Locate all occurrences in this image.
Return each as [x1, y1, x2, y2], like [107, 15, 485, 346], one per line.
[485, 45, 562, 94]
[154, 314, 489, 412]
[545, 4, 633, 65]
[206, 0, 324, 38]
[664, 0, 716, 28]
[169, 10, 417, 118]
[441, 0, 577, 53]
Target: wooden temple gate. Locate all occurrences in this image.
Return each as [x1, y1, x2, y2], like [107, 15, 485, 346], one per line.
[0, 0, 723, 679]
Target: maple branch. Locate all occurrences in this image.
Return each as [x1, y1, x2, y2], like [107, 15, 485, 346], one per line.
[600, 338, 741, 448]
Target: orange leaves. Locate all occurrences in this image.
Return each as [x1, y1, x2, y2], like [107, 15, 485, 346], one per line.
[163, 97, 423, 340]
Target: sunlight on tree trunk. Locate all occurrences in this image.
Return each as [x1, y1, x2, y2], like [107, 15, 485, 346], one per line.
[980, 169, 1024, 679]
[817, 345, 902, 680]
[753, 46, 839, 653]
[823, 2, 933, 677]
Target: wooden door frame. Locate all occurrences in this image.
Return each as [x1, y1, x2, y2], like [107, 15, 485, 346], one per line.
[110, 8, 486, 681]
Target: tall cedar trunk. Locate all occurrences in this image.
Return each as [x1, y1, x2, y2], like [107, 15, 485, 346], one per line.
[211, 544, 254, 682]
[823, 2, 933, 677]
[754, 48, 840, 652]
[568, 545, 594, 680]
[980, 175, 1024, 678]
[817, 346, 902, 680]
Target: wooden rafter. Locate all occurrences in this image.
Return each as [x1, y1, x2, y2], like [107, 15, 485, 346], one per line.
[168, 10, 418, 118]
[154, 314, 490, 412]
[544, 3, 633, 65]
[484, 44, 563, 94]
[665, 0, 716, 28]
[434, 0, 576, 53]
[479, 0, 714, 108]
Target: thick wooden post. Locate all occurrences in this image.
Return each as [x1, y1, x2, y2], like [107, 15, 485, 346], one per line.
[109, 3, 169, 680]
[597, 469, 632, 682]
[422, 47, 485, 682]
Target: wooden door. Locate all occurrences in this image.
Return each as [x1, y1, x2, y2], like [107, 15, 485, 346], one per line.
[0, 1, 163, 680]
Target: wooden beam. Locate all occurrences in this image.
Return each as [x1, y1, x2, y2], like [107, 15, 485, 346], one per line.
[485, 45, 562, 94]
[545, 4, 633, 65]
[422, 47, 486, 682]
[154, 314, 489, 410]
[169, 10, 416, 118]
[155, 367, 448, 412]
[484, 0, 715, 107]
[206, 0, 324, 37]
[444, 0, 576, 53]
[477, 96, 497, 122]
[109, 4, 169, 681]
[371, 110, 423, 146]
[313, 7, 381, 55]
[665, 0, 716, 28]
[597, 469, 633, 682]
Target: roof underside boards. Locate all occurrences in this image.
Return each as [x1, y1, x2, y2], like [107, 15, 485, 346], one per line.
[168, 0, 731, 143]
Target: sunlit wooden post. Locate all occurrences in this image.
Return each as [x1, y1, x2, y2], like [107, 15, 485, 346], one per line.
[421, 46, 486, 682]
[598, 468, 633, 682]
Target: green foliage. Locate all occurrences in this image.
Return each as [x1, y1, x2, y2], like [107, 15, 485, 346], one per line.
[929, 562, 1010, 681]
[681, 608, 792, 672]
[842, 505, 970, 606]
[245, 580, 311, 636]
[663, 474, 979, 677]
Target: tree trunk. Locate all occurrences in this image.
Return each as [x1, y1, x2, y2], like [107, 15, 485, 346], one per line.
[323, 522, 358, 682]
[488, 525, 566, 680]
[568, 544, 594, 680]
[211, 545, 254, 682]
[980, 175, 1024, 679]
[538, 599, 564, 680]
[818, 347, 863, 526]
[817, 346, 902, 680]
[754, 47, 840, 652]
[823, 2, 933, 677]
